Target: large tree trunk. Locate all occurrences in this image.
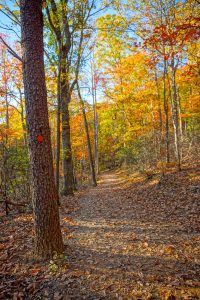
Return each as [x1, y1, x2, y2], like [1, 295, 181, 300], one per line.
[46, 3, 83, 196]
[57, 48, 74, 196]
[20, 0, 64, 258]
[55, 48, 74, 197]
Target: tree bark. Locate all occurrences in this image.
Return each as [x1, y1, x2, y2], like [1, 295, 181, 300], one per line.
[171, 63, 181, 170]
[20, 0, 64, 258]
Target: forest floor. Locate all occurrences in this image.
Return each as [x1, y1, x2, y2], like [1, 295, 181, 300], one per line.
[0, 165, 200, 299]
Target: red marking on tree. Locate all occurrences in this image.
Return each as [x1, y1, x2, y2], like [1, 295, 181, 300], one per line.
[37, 134, 44, 143]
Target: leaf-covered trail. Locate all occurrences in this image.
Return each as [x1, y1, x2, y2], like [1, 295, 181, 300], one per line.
[62, 170, 200, 299]
[0, 168, 199, 299]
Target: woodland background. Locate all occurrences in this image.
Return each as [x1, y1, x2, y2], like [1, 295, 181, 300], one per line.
[0, 0, 199, 208]
[0, 1, 200, 299]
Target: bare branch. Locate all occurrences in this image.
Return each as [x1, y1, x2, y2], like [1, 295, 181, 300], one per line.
[0, 24, 21, 39]
[0, 8, 20, 26]
[0, 36, 22, 62]
[46, 7, 60, 42]
[88, 1, 112, 18]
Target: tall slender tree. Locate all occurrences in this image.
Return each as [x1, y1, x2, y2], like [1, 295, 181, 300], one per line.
[77, 82, 97, 187]
[20, 0, 64, 258]
[46, 0, 96, 195]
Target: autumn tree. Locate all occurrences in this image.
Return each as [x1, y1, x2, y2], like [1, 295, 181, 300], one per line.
[0, 44, 29, 214]
[77, 82, 97, 186]
[103, 0, 200, 170]
[94, 2, 200, 171]
[45, 0, 98, 195]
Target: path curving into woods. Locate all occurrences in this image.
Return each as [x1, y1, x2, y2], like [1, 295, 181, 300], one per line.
[60, 170, 200, 299]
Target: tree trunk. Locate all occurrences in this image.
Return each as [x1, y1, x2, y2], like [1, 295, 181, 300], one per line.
[2, 52, 9, 215]
[46, 3, 83, 196]
[20, 0, 64, 258]
[171, 60, 181, 170]
[2, 49, 9, 144]
[55, 63, 61, 194]
[19, 88, 27, 146]
[154, 68, 163, 138]
[163, 60, 170, 163]
[61, 90, 74, 196]
[82, 106, 97, 186]
[177, 89, 183, 159]
[92, 73, 99, 174]
[77, 84, 97, 187]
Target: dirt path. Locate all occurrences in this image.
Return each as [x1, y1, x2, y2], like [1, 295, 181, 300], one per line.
[0, 169, 199, 299]
[61, 170, 200, 299]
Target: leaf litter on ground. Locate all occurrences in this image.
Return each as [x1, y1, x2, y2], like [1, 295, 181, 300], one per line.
[0, 164, 199, 299]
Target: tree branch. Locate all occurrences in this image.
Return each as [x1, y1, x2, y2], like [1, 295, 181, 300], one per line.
[0, 8, 20, 26]
[46, 6, 61, 42]
[0, 36, 22, 62]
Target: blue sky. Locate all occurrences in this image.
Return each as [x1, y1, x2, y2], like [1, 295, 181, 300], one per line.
[0, 1, 116, 104]
[0, 0, 20, 39]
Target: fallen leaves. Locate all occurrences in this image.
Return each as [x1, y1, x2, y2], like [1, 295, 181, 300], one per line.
[63, 167, 200, 299]
[0, 166, 199, 299]
[30, 268, 41, 275]
[165, 245, 176, 254]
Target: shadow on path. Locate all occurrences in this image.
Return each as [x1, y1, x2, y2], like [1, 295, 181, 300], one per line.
[63, 171, 200, 299]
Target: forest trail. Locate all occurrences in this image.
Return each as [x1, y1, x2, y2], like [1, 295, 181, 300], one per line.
[61, 170, 200, 299]
[0, 169, 199, 299]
